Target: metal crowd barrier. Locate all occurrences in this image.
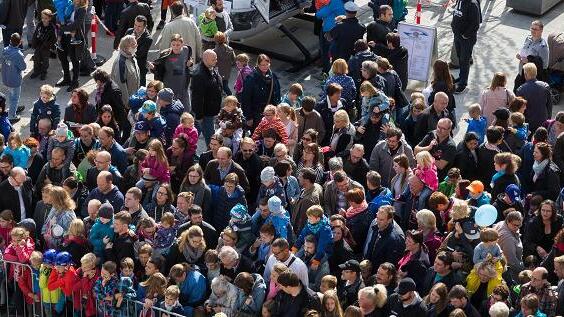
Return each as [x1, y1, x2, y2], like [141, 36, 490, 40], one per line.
[0, 259, 186, 317]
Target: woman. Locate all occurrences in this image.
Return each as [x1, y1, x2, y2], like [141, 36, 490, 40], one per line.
[321, 59, 357, 107]
[143, 183, 177, 222]
[24, 137, 46, 185]
[316, 83, 348, 146]
[479, 72, 515, 125]
[524, 200, 563, 260]
[96, 105, 121, 143]
[33, 185, 54, 241]
[530, 142, 561, 200]
[241, 54, 281, 129]
[415, 209, 442, 262]
[540, 228, 564, 284]
[63, 88, 97, 136]
[41, 186, 77, 249]
[179, 164, 212, 221]
[136, 272, 168, 311]
[397, 230, 430, 293]
[207, 276, 239, 316]
[547, 111, 564, 147]
[274, 160, 300, 207]
[427, 60, 456, 113]
[328, 221, 355, 276]
[491, 152, 521, 199]
[343, 188, 371, 254]
[293, 129, 324, 166]
[169, 263, 208, 316]
[233, 272, 267, 316]
[454, 132, 480, 181]
[360, 60, 386, 92]
[423, 283, 449, 317]
[167, 135, 194, 193]
[61, 218, 93, 265]
[329, 110, 356, 157]
[166, 226, 207, 273]
[377, 58, 408, 109]
[92, 69, 127, 133]
[198, 134, 223, 171]
[296, 143, 325, 185]
[56, 0, 87, 91]
[111, 35, 140, 108]
[390, 154, 413, 200]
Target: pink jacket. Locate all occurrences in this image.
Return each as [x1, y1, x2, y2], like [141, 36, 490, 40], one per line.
[234, 66, 253, 94]
[4, 238, 35, 280]
[141, 156, 171, 183]
[414, 165, 438, 191]
[173, 125, 199, 157]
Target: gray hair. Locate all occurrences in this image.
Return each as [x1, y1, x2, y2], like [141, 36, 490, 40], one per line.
[119, 35, 137, 52]
[489, 302, 509, 317]
[361, 60, 378, 78]
[211, 276, 232, 295]
[351, 144, 365, 153]
[328, 157, 343, 172]
[274, 143, 288, 155]
[218, 246, 239, 262]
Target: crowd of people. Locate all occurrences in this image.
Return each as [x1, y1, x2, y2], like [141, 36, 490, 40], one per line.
[0, 0, 563, 316]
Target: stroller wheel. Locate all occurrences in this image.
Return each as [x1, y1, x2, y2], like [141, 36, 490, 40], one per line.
[550, 87, 561, 105]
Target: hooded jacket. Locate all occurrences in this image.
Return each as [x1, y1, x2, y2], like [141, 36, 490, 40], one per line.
[89, 218, 115, 257]
[160, 99, 185, 145]
[47, 266, 78, 296]
[1, 45, 26, 87]
[31, 98, 61, 137]
[294, 215, 333, 263]
[235, 274, 267, 315]
[388, 292, 427, 317]
[450, 0, 481, 39]
[369, 139, 416, 188]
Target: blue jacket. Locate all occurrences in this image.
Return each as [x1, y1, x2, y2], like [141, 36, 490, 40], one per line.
[257, 176, 287, 208]
[234, 273, 266, 315]
[128, 87, 147, 114]
[3, 146, 30, 168]
[160, 99, 184, 146]
[30, 98, 61, 137]
[285, 176, 301, 203]
[295, 215, 333, 262]
[466, 116, 487, 144]
[210, 184, 247, 231]
[367, 187, 393, 216]
[315, 0, 346, 32]
[84, 186, 125, 216]
[178, 270, 207, 317]
[0, 114, 12, 143]
[106, 141, 128, 174]
[0, 45, 26, 87]
[142, 115, 167, 145]
[89, 218, 114, 258]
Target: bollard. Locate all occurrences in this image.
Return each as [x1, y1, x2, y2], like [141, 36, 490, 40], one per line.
[415, 0, 422, 24]
[90, 7, 106, 66]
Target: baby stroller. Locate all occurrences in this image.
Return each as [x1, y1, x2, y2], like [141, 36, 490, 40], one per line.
[548, 32, 564, 104]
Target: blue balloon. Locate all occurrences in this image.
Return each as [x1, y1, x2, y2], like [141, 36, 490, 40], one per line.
[475, 204, 497, 227]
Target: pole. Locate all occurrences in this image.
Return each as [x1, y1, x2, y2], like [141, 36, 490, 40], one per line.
[91, 14, 97, 60]
[416, 0, 422, 24]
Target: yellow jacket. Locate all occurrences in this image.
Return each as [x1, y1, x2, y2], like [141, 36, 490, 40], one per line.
[39, 265, 60, 304]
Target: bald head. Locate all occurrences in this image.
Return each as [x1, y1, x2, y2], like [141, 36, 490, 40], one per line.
[10, 166, 26, 179]
[203, 50, 218, 68]
[9, 167, 27, 187]
[531, 267, 548, 289]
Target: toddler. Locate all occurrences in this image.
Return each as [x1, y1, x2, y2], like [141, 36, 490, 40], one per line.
[18, 251, 42, 316]
[30, 85, 60, 138]
[47, 123, 76, 168]
[0, 210, 15, 250]
[217, 96, 245, 131]
[251, 105, 289, 144]
[93, 261, 120, 317]
[158, 285, 184, 315]
[47, 251, 77, 317]
[39, 249, 60, 317]
[473, 228, 503, 265]
[233, 54, 253, 97]
[115, 261, 136, 314]
[509, 111, 529, 142]
[213, 31, 236, 96]
[3, 133, 31, 168]
[154, 212, 178, 256]
[465, 103, 487, 144]
[281, 83, 304, 108]
[83, 199, 101, 236]
[75, 253, 99, 317]
[0, 95, 13, 144]
[414, 151, 439, 191]
[31, 10, 57, 80]
[0, 33, 26, 122]
[205, 249, 221, 283]
[359, 81, 390, 125]
[467, 180, 491, 208]
[438, 168, 461, 198]
[88, 203, 114, 262]
[277, 104, 298, 155]
[292, 206, 333, 270]
[229, 204, 255, 252]
[257, 167, 287, 207]
[265, 196, 290, 240]
[137, 139, 170, 188]
[120, 258, 137, 288]
[173, 112, 199, 158]
[199, 8, 218, 46]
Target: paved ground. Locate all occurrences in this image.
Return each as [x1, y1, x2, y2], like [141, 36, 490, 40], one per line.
[1, 0, 563, 143]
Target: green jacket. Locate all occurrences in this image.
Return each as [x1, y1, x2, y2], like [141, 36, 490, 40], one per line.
[198, 14, 218, 39]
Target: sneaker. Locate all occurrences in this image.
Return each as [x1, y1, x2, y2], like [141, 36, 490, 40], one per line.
[454, 84, 466, 94]
[16, 105, 25, 114]
[9, 116, 21, 124]
[56, 78, 72, 87]
[448, 62, 460, 69]
[70, 39, 83, 45]
[156, 20, 165, 30]
[67, 81, 79, 92]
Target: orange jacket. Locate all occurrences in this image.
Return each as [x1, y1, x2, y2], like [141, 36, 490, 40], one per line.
[47, 266, 77, 296]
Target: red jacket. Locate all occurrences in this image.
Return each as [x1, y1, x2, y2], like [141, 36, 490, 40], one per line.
[72, 268, 100, 317]
[47, 266, 77, 296]
[18, 266, 40, 304]
[3, 238, 35, 280]
[251, 117, 289, 144]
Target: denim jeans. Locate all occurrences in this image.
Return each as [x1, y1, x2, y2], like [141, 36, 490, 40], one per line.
[454, 34, 477, 87]
[198, 116, 216, 145]
[7, 86, 21, 119]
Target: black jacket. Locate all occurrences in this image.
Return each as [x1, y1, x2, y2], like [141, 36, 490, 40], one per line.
[241, 68, 281, 120]
[454, 142, 479, 181]
[348, 50, 379, 89]
[126, 28, 153, 63]
[366, 19, 392, 51]
[97, 81, 127, 127]
[477, 145, 500, 190]
[420, 267, 463, 297]
[491, 194, 524, 223]
[32, 22, 57, 52]
[523, 215, 564, 257]
[491, 173, 520, 201]
[60, 6, 87, 41]
[0, 177, 34, 222]
[531, 161, 561, 200]
[190, 63, 223, 119]
[104, 231, 137, 265]
[233, 152, 264, 206]
[0, 0, 34, 29]
[384, 46, 409, 90]
[388, 293, 428, 317]
[271, 283, 321, 317]
[330, 17, 366, 61]
[413, 107, 456, 143]
[428, 80, 456, 112]
[451, 0, 481, 39]
[178, 221, 218, 250]
[114, 2, 154, 49]
[338, 277, 364, 309]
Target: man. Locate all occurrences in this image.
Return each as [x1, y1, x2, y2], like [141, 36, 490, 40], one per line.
[296, 97, 326, 142]
[365, 171, 393, 215]
[204, 147, 250, 193]
[478, 126, 504, 188]
[414, 92, 456, 142]
[126, 15, 153, 86]
[395, 175, 432, 229]
[157, 88, 184, 146]
[297, 235, 330, 292]
[323, 170, 364, 215]
[233, 137, 263, 205]
[0, 167, 33, 222]
[363, 205, 405, 273]
[191, 50, 223, 145]
[448, 285, 480, 317]
[348, 40, 380, 91]
[263, 238, 309, 287]
[555, 255, 564, 316]
[72, 124, 100, 167]
[516, 63, 552, 134]
[375, 262, 397, 294]
[218, 246, 253, 281]
[123, 121, 154, 159]
[366, 5, 393, 55]
[492, 184, 525, 223]
[388, 278, 428, 316]
[337, 259, 364, 308]
[451, 0, 481, 93]
[518, 267, 558, 316]
[329, 2, 366, 61]
[0, 0, 34, 47]
[415, 118, 457, 180]
[84, 171, 125, 215]
[494, 210, 524, 282]
[35, 147, 77, 193]
[293, 168, 323, 233]
[358, 286, 387, 316]
[517, 20, 549, 72]
[421, 251, 462, 296]
[37, 118, 53, 158]
[98, 127, 128, 173]
[0, 155, 14, 182]
[155, 1, 202, 58]
[369, 127, 416, 188]
[201, 0, 234, 47]
[271, 271, 321, 316]
[123, 187, 149, 229]
[85, 151, 123, 192]
[113, 0, 153, 49]
[382, 32, 409, 90]
[177, 205, 218, 249]
[341, 144, 369, 186]
[104, 211, 137, 265]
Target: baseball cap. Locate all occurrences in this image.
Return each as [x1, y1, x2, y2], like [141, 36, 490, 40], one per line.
[466, 180, 484, 194]
[338, 260, 360, 273]
[396, 278, 417, 295]
[505, 184, 521, 203]
[462, 219, 480, 240]
[140, 100, 157, 114]
[134, 121, 150, 132]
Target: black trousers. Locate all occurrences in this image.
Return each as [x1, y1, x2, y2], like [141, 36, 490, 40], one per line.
[33, 48, 51, 74]
[58, 35, 82, 82]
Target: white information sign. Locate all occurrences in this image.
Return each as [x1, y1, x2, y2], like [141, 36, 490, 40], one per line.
[397, 22, 437, 82]
[254, 0, 270, 23]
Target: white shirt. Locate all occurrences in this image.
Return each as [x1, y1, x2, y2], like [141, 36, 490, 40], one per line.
[263, 253, 309, 287]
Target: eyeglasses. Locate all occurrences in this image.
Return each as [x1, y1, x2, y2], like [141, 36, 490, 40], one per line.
[157, 191, 168, 196]
[94, 159, 109, 164]
[437, 126, 451, 131]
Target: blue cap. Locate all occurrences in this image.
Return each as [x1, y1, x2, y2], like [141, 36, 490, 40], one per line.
[140, 100, 157, 114]
[230, 204, 248, 220]
[134, 121, 150, 132]
[505, 184, 521, 203]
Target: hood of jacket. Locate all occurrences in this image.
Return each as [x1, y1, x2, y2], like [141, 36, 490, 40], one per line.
[160, 99, 185, 116]
[3, 45, 22, 59]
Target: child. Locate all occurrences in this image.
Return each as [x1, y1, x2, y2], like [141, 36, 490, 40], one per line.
[0, 33, 26, 122]
[137, 139, 170, 187]
[277, 104, 299, 155]
[158, 285, 184, 315]
[281, 83, 304, 108]
[4, 227, 35, 281]
[438, 168, 461, 198]
[213, 31, 236, 96]
[266, 263, 287, 301]
[39, 249, 61, 317]
[0, 210, 15, 249]
[218, 96, 245, 131]
[88, 203, 114, 262]
[173, 113, 199, 159]
[18, 251, 42, 316]
[74, 253, 99, 317]
[414, 151, 439, 191]
[252, 105, 289, 144]
[473, 228, 504, 265]
[249, 223, 275, 275]
[228, 204, 255, 252]
[359, 81, 390, 125]
[47, 251, 77, 317]
[115, 261, 136, 314]
[199, 8, 218, 49]
[292, 206, 333, 270]
[257, 166, 287, 208]
[47, 123, 76, 168]
[139, 100, 167, 144]
[30, 85, 61, 138]
[234, 54, 253, 98]
[3, 132, 31, 168]
[265, 196, 290, 240]
[120, 257, 137, 288]
[31, 9, 57, 80]
[510, 111, 529, 142]
[93, 261, 120, 317]
[467, 180, 491, 208]
[465, 103, 487, 144]
[205, 249, 221, 283]
[153, 212, 178, 256]
[0, 94, 13, 144]
[83, 199, 101, 236]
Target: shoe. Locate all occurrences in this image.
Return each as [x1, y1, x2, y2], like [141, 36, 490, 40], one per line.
[70, 39, 83, 45]
[56, 78, 72, 87]
[16, 105, 25, 114]
[67, 81, 79, 92]
[9, 116, 21, 123]
[156, 21, 165, 30]
[448, 62, 460, 69]
[30, 72, 40, 79]
[40, 73, 46, 80]
[454, 84, 466, 94]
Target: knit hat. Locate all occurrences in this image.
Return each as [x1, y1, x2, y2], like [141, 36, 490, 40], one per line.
[98, 203, 114, 219]
[493, 107, 510, 121]
[157, 88, 174, 104]
[55, 123, 68, 137]
[268, 196, 284, 215]
[17, 218, 36, 234]
[260, 166, 276, 183]
[230, 204, 248, 220]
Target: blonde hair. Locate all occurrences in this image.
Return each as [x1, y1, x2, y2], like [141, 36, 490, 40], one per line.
[49, 186, 76, 211]
[121, 257, 135, 270]
[165, 285, 180, 299]
[11, 227, 29, 241]
[30, 251, 43, 264]
[263, 104, 277, 116]
[81, 253, 97, 268]
[480, 227, 499, 242]
[8, 132, 23, 148]
[358, 285, 388, 309]
[306, 205, 324, 218]
[235, 53, 249, 64]
[272, 263, 288, 275]
[360, 81, 378, 97]
[322, 290, 344, 316]
[510, 112, 525, 126]
[214, 31, 227, 44]
[148, 139, 169, 168]
[222, 95, 240, 108]
[180, 112, 194, 126]
[178, 225, 206, 251]
[68, 219, 85, 238]
[468, 103, 481, 117]
[40, 84, 55, 97]
[416, 151, 434, 169]
[277, 104, 297, 122]
[523, 63, 537, 80]
[320, 275, 338, 289]
[333, 110, 350, 126]
[451, 199, 470, 221]
[331, 59, 349, 75]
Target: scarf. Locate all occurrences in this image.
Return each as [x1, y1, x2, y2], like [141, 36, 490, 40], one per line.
[484, 142, 500, 152]
[306, 215, 328, 235]
[345, 201, 368, 219]
[490, 170, 505, 189]
[182, 244, 204, 264]
[532, 159, 549, 182]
